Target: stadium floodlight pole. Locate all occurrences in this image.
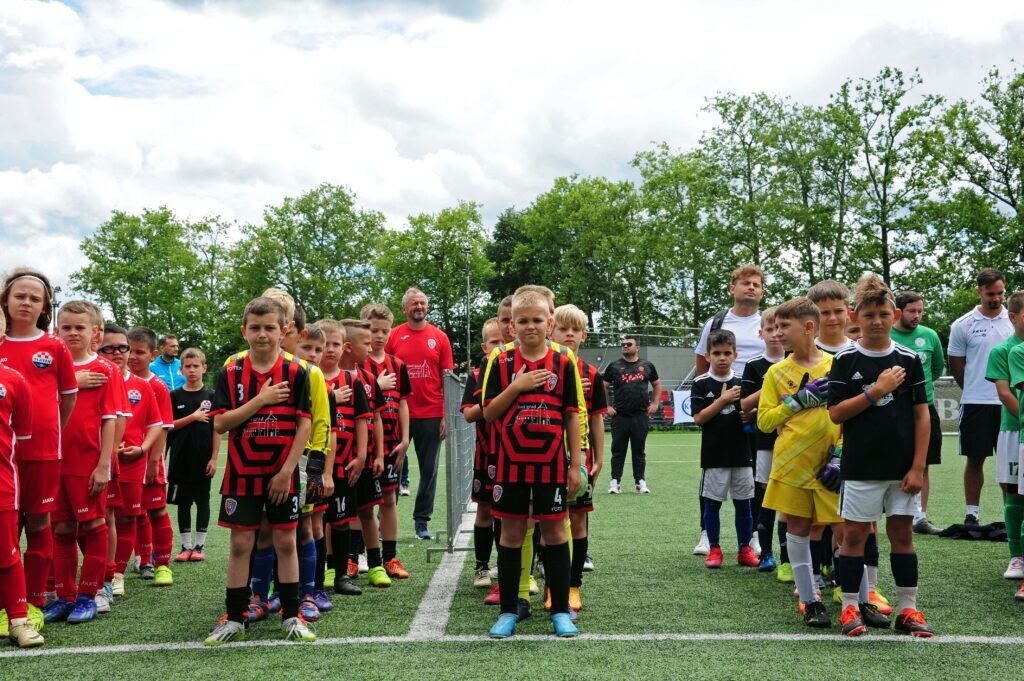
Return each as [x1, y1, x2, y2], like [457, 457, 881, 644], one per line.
[51, 286, 62, 333]
[462, 246, 471, 373]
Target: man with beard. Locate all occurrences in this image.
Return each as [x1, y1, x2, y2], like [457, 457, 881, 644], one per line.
[948, 269, 1013, 526]
[891, 292, 947, 535]
[384, 288, 454, 540]
[604, 336, 661, 495]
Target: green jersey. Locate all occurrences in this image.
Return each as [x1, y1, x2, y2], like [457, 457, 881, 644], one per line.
[988, 334, 1024, 432]
[890, 324, 945, 405]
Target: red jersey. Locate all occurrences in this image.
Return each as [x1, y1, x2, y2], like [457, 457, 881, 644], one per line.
[352, 365, 385, 463]
[461, 362, 494, 473]
[0, 365, 33, 511]
[60, 355, 119, 478]
[99, 357, 130, 478]
[0, 332, 78, 461]
[363, 354, 412, 448]
[324, 371, 371, 479]
[483, 346, 580, 485]
[145, 374, 174, 484]
[119, 372, 164, 484]
[384, 323, 453, 419]
[211, 353, 311, 497]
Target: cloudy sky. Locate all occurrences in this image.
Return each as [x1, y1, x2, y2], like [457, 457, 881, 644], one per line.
[2, 0, 1023, 289]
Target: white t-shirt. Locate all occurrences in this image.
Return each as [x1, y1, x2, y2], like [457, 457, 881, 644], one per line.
[948, 306, 1014, 404]
[695, 309, 764, 375]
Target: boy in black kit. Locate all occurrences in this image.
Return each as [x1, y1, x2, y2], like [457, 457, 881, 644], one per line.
[828, 273, 934, 638]
[204, 297, 314, 645]
[483, 289, 583, 639]
[691, 329, 756, 569]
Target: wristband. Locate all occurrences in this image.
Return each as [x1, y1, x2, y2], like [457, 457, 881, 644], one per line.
[862, 387, 875, 405]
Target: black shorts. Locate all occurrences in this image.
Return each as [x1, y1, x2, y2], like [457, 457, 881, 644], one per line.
[470, 461, 497, 505]
[959, 403, 1001, 458]
[569, 473, 594, 513]
[218, 471, 301, 531]
[167, 479, 211, 506]
[326, 478, 357, 526]
[381, 447, 401, 492]
[492, 481, 567, 521]
[356, 473, 383, 510]
[927, 404, 942, 465]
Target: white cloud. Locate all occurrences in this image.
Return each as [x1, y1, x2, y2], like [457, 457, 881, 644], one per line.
[1, 0, 1023, 290]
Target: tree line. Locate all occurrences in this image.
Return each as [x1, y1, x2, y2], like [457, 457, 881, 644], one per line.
[69, 65, 1024, 367]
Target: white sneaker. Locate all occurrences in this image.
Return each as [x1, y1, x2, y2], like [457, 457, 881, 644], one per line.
[582, 554, 595, 571]
[95, 590, 112, 613]
[1004, 556, 1024, 579]
[282, 616, 316, 642]
[204, 619, 245, 646]
[357, 554, 369, 575]
[608, 479, 621, 494]
[131, 556, 141, 574]
[693, 530, 710, 556]
[636, 479, 651, 494]
[488, 565, 499, 580]
[473, 567, 491, 588]
[112, 573, 125, 596]
[749, 534, 762, 557]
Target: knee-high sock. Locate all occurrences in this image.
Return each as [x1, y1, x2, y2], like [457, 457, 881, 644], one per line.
[703, 498, 722, 546]
[864, 532, 879, 589]
[757, 507, 776, 555]
[151, 512, 173, 568]
[518, 526, 534, 600]
[314, 537, 327, 591]
[1005, 494, 1024, 558]
[53, 532, 78, 601]
[79, 523, 109, 598]
[251, 546, 276, 601]
[299, 539, 317, 596]
[497, 543, 521, 615]
[492, 518, 502, 556]
[570, 535, 588, 588]
[777, 521, 789, 563]
[545, 542, 571, 614]
[330, 526, 349, 583]
[699, 495, 706, 531]
[0, 562, 29, 620]
[810, 538, 823, 576]
[24, 527, 53, 607]
[839, 554, 866, 610]
[751, 483, 764, 528]
[890, 552, 919, 612]
[114, 517, 138, 574]
[136, 513, 153, 565]
[177, 503, 193, 550]
[733, 498, 753, 549]
[474, 524, 494, 570]
[788, 533, 817, 604]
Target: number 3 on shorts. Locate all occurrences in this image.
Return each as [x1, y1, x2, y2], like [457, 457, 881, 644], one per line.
[292, 497, 299, 513]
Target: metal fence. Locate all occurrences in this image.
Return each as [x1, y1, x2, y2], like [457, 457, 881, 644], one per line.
[427, 371, 476, 559]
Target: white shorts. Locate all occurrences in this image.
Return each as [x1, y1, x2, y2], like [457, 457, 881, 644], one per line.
[700, 467, 754, 502]
[839, 480, 920, 522]
[996, 431, 1019, 485]
[1018, 443, 1024, 495]
[755, 450, 772, 485]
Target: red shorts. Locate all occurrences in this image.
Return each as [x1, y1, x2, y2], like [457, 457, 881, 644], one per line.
[0, 510, 22, 569]
[53, 475, 107, 524]
[117, 482, 144, 517]
[18, 460, 60, 515]
[106, 479, 122, 510]
[143, 482, 167, 511]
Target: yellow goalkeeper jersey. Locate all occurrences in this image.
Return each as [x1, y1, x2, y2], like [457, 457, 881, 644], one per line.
[756, 353, 839, 489]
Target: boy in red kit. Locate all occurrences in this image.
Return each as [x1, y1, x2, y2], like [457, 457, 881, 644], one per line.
[360, 303, 412, 579]
[103, 324, 164, 598]
[44, 301, 118, 625]
[0, 269, 77, 619]
[126, 327, 176, 587]
[0, 312, 45, 647]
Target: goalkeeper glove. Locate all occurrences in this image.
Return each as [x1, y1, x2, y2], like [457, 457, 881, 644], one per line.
[817, 455, 842, 492]
[783, 376, 829, 412]
[305, 449, 327, 502]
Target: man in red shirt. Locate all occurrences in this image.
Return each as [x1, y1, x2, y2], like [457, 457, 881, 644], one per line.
[384, 288, 454, 540]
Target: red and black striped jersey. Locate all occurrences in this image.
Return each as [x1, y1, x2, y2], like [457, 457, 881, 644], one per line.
[578, 359, 608, 468]
[212, 353, 311, 497]
[325, 370, 371, 479]
[352, 366, 385, 462]
[461, 362, 495, 473]
[363, 354, 412, 448]
[483, 345, 580, 484]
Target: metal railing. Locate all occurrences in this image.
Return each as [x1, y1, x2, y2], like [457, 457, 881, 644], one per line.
[427, 371, 476, 559]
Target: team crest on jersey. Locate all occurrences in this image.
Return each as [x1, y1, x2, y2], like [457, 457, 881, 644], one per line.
[865, 382, 893, 407]
[363, 383, 372, 398]
[427, 338, 437, 350]
[546, 373, 558, 391]
[487, 465, 496, 480]
[128, 389, 143, 405]
[200, 400, 212, 412]
[225, 498, 237, 515]
[473, 479, 481, 493]
[915, 337, 926, 347]
[31, 352, 53, 369]
[0, 383, 6, 400]
[639, 365, 645, 373]
[492, 485, 502, 502]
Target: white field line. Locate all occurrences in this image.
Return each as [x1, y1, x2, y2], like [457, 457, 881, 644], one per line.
[405, 511, 475, 640]
[5, 632, 1024, 659]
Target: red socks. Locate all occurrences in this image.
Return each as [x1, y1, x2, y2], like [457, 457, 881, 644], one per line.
[115, 517, 138, 574]
[53, 532, 78, 601]
[137, 513, 153, 566]
[79, 524, 108, 598]
[0, 563, 28, 620]
[23, 527, 53, 607]
[152, 512, 173, 568]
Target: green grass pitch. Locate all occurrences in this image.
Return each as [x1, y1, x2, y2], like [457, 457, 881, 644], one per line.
[4, 432, 1023, 680]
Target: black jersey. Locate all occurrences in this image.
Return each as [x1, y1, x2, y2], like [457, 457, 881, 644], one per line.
[461, 364, 493, 472]
[168, 386, 215, 484]
[691, 372, 751, 469]
[827, 342, 928, 481]
[353, 365, 386, 463]
[741, 354, 781, 452]
[603, 358, 659, 415]
[212, 353, 311, 497]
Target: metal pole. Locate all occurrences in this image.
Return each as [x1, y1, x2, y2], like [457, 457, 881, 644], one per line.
[462, 247, 471, 372]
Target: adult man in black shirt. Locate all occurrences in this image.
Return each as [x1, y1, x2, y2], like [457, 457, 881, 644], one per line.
[603, 335, 661, 494]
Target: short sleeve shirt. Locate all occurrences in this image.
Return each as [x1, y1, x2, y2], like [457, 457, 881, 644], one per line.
[891, 324, 946, 404]
[384, 322, 454, 419]
[0, 365, 32, 511]
[695, 310, 764, 375]
[690, 372, 751, 469]
[60, 355, 119, 478]
[603, 359, 659, 415]
[985, 334, 1024, 431]
[948, 307, 1013, 404]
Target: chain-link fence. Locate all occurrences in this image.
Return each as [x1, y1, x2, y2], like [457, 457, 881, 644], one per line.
[427, 371, 476, 559]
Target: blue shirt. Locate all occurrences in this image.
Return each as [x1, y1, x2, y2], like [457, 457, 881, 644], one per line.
[150, 356, 184, 391]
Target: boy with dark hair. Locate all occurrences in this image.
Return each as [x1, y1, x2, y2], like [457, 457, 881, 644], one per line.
[483, 288, 583, 639]
[204, 297, 314, 645]
[829, 274, 933, 638]
[169, 348, 220, 562]
[692, 329, 756, 570]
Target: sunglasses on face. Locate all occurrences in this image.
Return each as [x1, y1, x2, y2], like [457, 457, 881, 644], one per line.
[99, 344, 130, 354]
[622, 343, 635, 348]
